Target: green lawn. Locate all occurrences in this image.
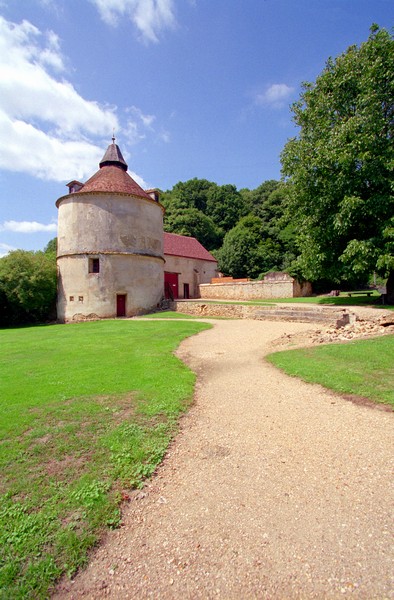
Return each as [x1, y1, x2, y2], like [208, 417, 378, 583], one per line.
[267, 335, 394, 407]
[0, 319, 211, 598]
[160, 293, 393, 311]
[141, 311, 237, 320]
[139, 311, 198, 319]
[223, 293, 394, 310]
[273, 291, 394, 309]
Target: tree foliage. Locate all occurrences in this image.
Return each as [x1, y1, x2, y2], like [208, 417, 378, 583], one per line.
[162, 176, 296, 275]
[161, 178, 248, 250]
[44, 237, 57, 255]
[217, 216, 283, 279]
[0, 250, 57, 325]
[163, 205, 222, 250]
[217, 216, 264, 279]
[205, 184, 248, 233]
[281, 25, 394, 296]
[166, 178, 217, 212]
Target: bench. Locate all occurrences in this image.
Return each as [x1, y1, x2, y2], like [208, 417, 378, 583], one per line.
[347, 291, 373, 297]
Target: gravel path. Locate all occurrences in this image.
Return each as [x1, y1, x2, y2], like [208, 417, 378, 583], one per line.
[55, 319, 394, 599]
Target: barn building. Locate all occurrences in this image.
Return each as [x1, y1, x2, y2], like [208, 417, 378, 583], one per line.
[56, 139, 217, 322]
[164, 232, 218, 300]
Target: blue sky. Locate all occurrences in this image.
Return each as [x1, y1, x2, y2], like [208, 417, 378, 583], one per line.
[0, 0, 393, 255]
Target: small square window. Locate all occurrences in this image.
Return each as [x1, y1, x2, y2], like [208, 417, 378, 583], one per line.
[69, 296, 74, 302]
[89, 258, 100, 273]
[78, 296, 83, 302]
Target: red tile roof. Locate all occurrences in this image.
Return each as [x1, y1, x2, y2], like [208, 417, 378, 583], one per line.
[79, 166, 152, 199]
[164, 232, 217, 262]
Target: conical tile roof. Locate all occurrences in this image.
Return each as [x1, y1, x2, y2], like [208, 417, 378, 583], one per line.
[99, 138, 128, 171]
[81, 166, 151, 198]
[67, 139, 152, 200]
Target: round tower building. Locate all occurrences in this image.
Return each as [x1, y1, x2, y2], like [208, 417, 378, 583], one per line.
[56, 139, 164, 322]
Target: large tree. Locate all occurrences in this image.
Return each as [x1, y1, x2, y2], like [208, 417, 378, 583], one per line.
[217, 216, 282, 279]
[281, 26, 394, 299]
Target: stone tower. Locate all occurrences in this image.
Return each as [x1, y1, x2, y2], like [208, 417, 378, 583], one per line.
[56, 139, 164, 322]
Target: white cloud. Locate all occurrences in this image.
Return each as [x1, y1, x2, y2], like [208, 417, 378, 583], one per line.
[0, 109, 107, 180]
[158, 129, 170, 143]
[1, 220, 57, 233]
[129, 170, 148, 189]
[0, 16, 118, 181]
[0, 242, 17, 258]
[255, 83, 295, 108]
[124, 105, 171, 147]
[0, 16, 167, 185]
[90, 0, 176, 43]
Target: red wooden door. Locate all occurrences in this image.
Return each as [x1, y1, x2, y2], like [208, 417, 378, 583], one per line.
[116, 294, 126, 317]
[164, 272, 179, 300]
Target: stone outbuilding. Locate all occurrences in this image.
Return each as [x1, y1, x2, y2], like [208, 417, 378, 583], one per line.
[163, 232, 217, 299]
[56, 139, 218, 321]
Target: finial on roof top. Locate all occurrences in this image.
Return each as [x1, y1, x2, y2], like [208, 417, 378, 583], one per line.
[99, 137, 128, 171]
[112, 129, 115, 144]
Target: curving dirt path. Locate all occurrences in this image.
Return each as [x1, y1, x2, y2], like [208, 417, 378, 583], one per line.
[55, 319, 394, 599]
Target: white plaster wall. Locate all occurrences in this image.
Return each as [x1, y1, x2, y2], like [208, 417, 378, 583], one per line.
[57, 253, 164, 321]
[164, 256, 218, 298]
[57, 193, 163, 258]
[57, 192, 164, 321]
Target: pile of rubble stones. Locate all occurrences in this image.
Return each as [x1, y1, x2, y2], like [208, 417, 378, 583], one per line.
[310, 317, 394, 344]
[275, 314, 394, 348]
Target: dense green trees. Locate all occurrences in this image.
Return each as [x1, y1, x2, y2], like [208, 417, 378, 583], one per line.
[281, 25, 394, 298]
[216, 216, 283, 279]
[0, 246, 57, 325]
[161, 178, 248, 250]
[162, 177, 295, 277]
[161, 178, 222, 249]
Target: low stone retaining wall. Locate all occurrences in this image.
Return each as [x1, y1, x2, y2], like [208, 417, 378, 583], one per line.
[171, 301, 354, 327]
[199, 278, 312, 300]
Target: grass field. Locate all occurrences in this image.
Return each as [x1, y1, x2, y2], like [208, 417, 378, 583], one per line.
[154, 291, 393, 311]
[273, 291, 394, 309]
[139, 311, 199, 319]
[170, 291, 390, 309]
[0, 319, 211, 598]
[267, 335, 394, 407]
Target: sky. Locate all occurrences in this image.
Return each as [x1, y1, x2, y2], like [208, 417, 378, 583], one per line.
[0, 0, 393, 255]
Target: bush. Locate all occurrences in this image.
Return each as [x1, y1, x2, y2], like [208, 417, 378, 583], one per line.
[0, 250, 57, 326]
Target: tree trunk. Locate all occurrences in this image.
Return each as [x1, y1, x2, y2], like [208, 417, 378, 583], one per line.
[386, 270, 394, 304]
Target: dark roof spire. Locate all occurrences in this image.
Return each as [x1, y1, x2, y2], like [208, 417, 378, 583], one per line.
[99, 137, 128, 171]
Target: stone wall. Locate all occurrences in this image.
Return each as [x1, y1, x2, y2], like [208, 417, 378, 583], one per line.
[199, 277, 312, 300]
[170, 301, 353, 326]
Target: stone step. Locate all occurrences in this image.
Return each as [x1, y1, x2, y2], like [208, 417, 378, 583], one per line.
[171, 301, 352, 327]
